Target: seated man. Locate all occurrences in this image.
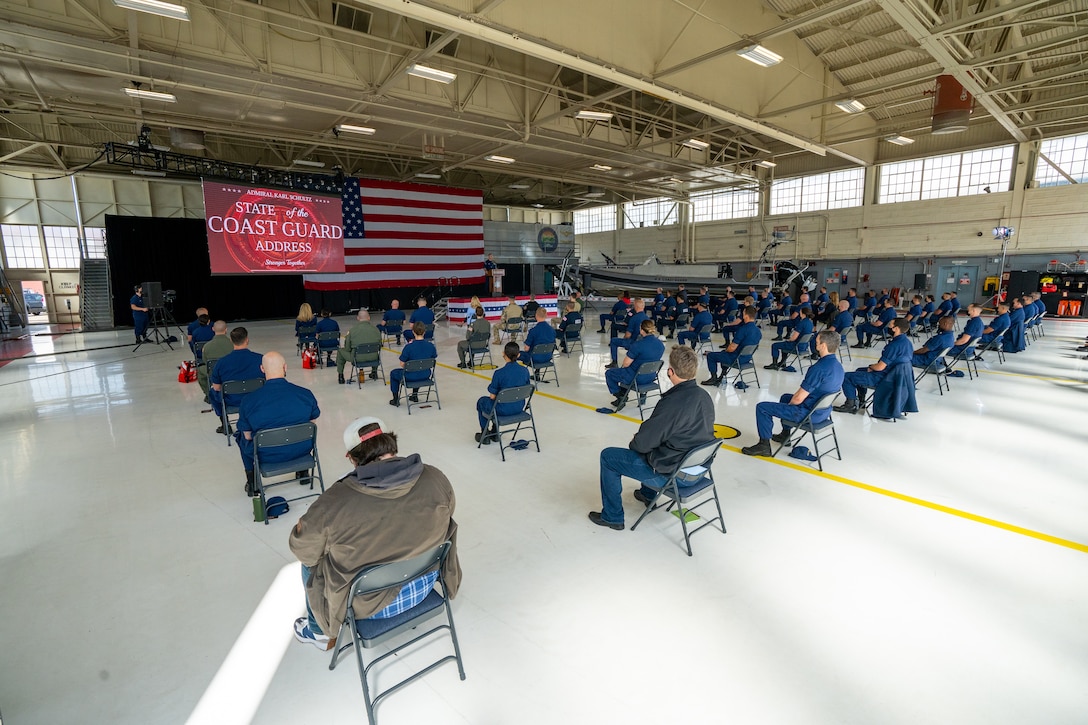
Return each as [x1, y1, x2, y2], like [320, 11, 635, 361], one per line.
[813, 299, 853, 357]
[833, 318, 912, 414]
[289, 421, 461, 651]
[917, 294, 936, 331]
[769, 290, 792, 325]
[650, 288, 666, 320]
[741, 330, 845, 457]
[589, 345, 715, 530]
[186, 306, 210, 349]
[855, 297, 897, 347]
[236, 351, 320, 497]
[597, 292, 629, 334]
[335, 309, 382, 384]
[606, 298, 648, 368]
[660, 292, 689, 339]
[1004, 297, 1027, 353]
[315, 309, 341, 366]
[376, 299, 406, 345]
[475, 342, 531, 444]
[605, 319, 665, 412]
[677, 301, 713, 348]
[209, 326, 264, 430]
[911, 316, 955, 369]
[702, 306, 761, 386]
[930, 292, 954, 328]
[197, 320, 232, 400]
[974, 303, 1011, 359]
[493, 295, 525, 344]
[406, 297, 435, 341]
[713, 291, 738, 331]
[815, 287, 830, 306]
[389, 322, 438, 407]
[188, 311, 214, 357]
[521, 294, 540, 319]
[904, 295, 923, 334]
[949, 303, 984, 360]
[845, 288, 859, 314]
[756, 290, 774, 322]
[765, 308, 815, 371]
[556, 301, 584, 354]
[519, 307, 557, 377]
[456, 305, 492, 368]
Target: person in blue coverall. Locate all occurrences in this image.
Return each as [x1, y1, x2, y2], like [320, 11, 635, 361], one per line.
[556, 302, 584, 354]
[949, 303, 984, 359]
[855, 297, 898, 347]
[702, 306, 761, 386]
[714, 291, 739, 331]
[661, 292, 689, 338]
[911, 316, 955, 369]
[315, 309, 341, 366]
[209, 326, 265, 428]
[130, 284, 149, 343]
[187, 306, 210, 349]
[236, 350, 320, 497]
[773, 292, 811, 340]
[974, 303, 1011, 359]
[389, 322, 437, 406]
[377, 299, 407, 345]
[1003, 297, 1027, 353]
[813, 299, 853, 356]
[904, 295, 923, 334]
[519, 308, 557, 374]
[740, 330, 845, 458]
[606, 298, 648, 366]
[188, 313, 214, 358]
[677, 301, 713, 348]
[834, 319, 912, 414]
[816, 287, 829, 306]
[605, 319, 665, 412]
[765, 308, 815, 370]
[770, 290, 792, 325]
[406, 298, 435, 341]
[598, 292, 629, 333]
[475, 342, 531, 444]
[589, 345, 714, 530]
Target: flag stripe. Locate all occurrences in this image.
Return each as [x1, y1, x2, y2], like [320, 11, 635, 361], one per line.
[347, 254, 480, 265]
[346, 261, 483, 273]
[359, 198, 483, 215]
[362, 215, 482, 228]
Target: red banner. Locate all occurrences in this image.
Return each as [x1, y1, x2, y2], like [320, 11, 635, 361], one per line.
[203, 182, 345, 274]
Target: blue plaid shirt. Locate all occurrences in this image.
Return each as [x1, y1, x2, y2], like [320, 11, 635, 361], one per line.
[369, 571, 439, 619]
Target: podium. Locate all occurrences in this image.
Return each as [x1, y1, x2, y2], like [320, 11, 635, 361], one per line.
[489, 269, 505, 295]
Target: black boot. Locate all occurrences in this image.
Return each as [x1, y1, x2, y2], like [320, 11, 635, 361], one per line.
[833, 399, 860, 414]
[741, 439, 772, 457]
[771, 430, 791, 444]
[244, 469, 257, 497]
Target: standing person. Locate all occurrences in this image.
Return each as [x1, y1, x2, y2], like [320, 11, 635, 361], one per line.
[130, 284, 149, 343]
[315, 309, 340, 367]
[740, 330, 845, 458]
[589, 346, 715, 530]
[335, 310, 382, 385]
[376, 300, 406, 345]
[485, 253, 498, 294]
[289, 421, 461, 650]
[475, 342, 531, 444]
[389, 322, 437, 407]
[209, 326, 265, 429]
[236, 351, 320, 496]
[457, 306, 491, 368]
[407, 298, 435, 341]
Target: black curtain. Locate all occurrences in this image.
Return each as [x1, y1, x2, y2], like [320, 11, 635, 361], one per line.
[105, 215, 305, 326]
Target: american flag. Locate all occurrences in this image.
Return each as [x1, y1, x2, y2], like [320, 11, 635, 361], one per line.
[303, 178, 485, 290]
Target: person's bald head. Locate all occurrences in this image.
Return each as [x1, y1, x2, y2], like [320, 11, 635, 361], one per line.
[357, 309, 371, 321]
[261, 351, 287, 380]
[213, 320, 227, 334]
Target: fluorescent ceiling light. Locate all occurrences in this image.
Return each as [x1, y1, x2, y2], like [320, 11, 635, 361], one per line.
[132, 169, 166, 177]
[591, 164, 613, 171]
[113, 0, 190, 21]
[736, 44, 782, 68]
[123, 87, 176, 103]
[883, 134, 915, 146]
[415, 173, 442, 179]
[531, 203, 545, 208]
[292, 159, 325, 168]
[754, 159, 777, 168]
[485, 154, 515, 164]
[835, 99, 866, 114]
[508, 183, 531, 189]
[407, 64, 457, 84]
[336, 124, 376, 135]
[669, 177, 686, 183]
[575, 110, 614, 121]
[681, 139, 710, 150]
[584, 190, 605, 198]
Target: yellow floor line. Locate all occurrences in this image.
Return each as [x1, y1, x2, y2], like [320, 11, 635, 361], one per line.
[443, 359, 1087, 555]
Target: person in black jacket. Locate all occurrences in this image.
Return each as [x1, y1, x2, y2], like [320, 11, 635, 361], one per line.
[589, 345, 716, 529]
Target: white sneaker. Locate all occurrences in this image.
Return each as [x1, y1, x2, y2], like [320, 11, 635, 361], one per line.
[293, 617, 333, 650]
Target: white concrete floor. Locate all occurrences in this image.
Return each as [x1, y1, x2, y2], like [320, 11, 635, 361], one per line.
[1, 313, 1086, 725]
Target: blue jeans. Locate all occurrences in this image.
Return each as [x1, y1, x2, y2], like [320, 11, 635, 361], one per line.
[598, 447, 668, 525]
[755, 394, 807, 440]
[301, 564, 324, 635]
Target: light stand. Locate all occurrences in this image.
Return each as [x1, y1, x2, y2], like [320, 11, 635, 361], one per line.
[989, 226, 1015, 309]
[133, 290, 185, 351]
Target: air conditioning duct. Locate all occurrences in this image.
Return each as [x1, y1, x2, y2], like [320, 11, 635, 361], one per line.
[169, 127, 206, 150]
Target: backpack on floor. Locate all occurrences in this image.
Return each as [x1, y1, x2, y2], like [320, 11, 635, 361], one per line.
[177, 360, 197, 383]
[301, 346, 318, 369]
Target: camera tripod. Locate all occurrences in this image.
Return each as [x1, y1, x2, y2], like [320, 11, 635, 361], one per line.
[134, 305, 185, 351]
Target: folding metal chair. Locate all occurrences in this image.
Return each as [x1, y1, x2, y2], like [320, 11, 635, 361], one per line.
[629, 439, 725, 556]
[252, 422, 324, 525]
[780, 333, 813, 374]
[945, 336, 981, 380]
[619, 359, 664, 421]
[974, 336, 1006, 365]
[478, 384, 539, 461]
[721, 343, 760, 392]
[560, 320, 584, 357]
[379, 321, 403, 347]
[220, 377, 264, 446]
[913, 346, 954, 395]
[296, 323, 317, 355]
[834, 326, 853, 362]
[770, 391, 842, 472]
[347, 342, 385, 387]
[316, 331, 340, 366]
[398, 358, 440, 414]
[692, 323, 715, 354]
[610, 311, 629, 339]
[526, 344, 558, 387]
[499, 317, 523, 343]
[423, 323, 436, 341]
[329, 542, 465, 725]
[466, 332, 493, 370]
[192, 340, 206, 361]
